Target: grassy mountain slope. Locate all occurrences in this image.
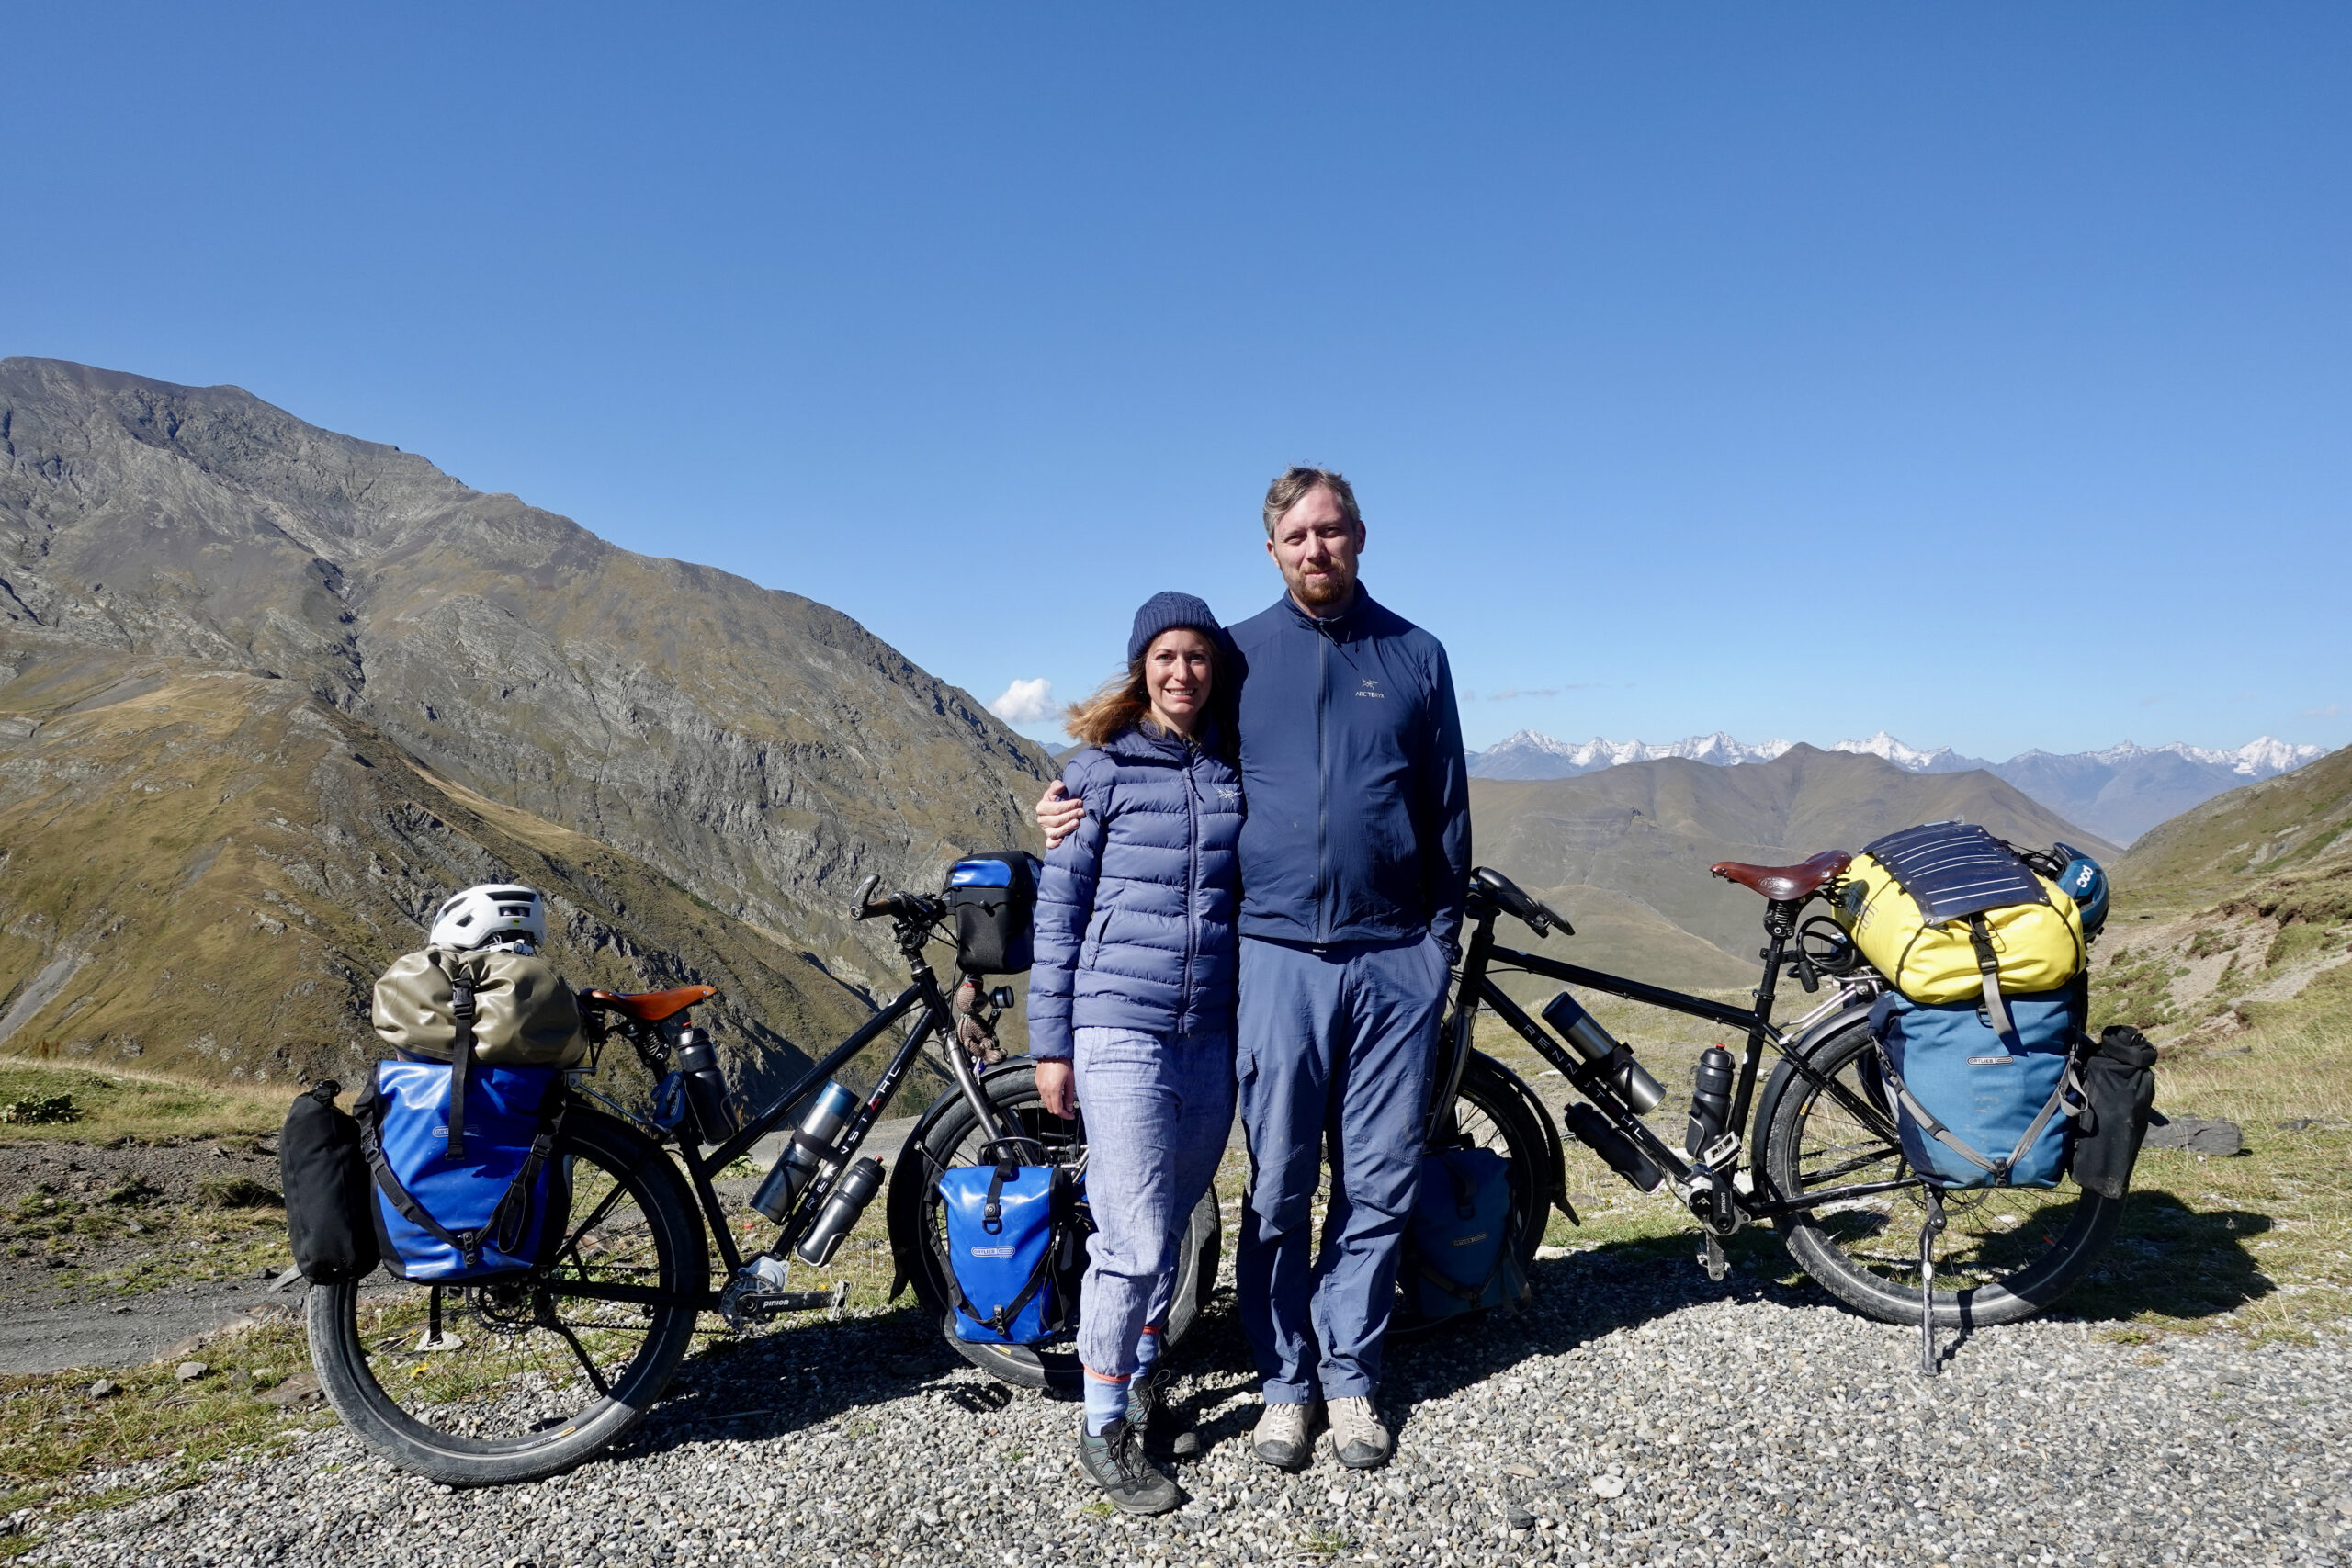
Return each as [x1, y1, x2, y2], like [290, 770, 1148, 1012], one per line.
[0, 657, 893, 1102]
[2117, 745, 2352, 917]
[1471, 744, 2117, 979]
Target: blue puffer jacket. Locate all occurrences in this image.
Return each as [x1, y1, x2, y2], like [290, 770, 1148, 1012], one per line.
[1028, 723, 1244, 1061]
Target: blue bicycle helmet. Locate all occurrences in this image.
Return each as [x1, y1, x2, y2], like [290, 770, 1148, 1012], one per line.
[2053, 845, 2109, 934]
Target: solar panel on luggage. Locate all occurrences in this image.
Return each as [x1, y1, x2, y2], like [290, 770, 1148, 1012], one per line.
[1858, 821, 2045, 923]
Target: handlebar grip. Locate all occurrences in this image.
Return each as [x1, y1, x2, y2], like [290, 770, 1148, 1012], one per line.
[851, 873, 884, 919]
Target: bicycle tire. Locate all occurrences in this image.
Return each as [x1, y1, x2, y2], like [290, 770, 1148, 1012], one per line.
[1755, 1017, 2123, 1328]
[308, 1108, 707, 1485]
[886, 1066, 1220, 1393]
[1393, 1051, 1552, 1332]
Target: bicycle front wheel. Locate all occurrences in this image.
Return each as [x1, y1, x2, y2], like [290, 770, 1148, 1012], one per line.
[1756, 1018, 2122, 1328]
[308, 1108, 708, 1485]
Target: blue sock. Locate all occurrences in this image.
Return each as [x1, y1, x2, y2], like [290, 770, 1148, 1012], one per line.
[1134, 1325, 1162, 1377]
[1083, 1370, 1131, 1436]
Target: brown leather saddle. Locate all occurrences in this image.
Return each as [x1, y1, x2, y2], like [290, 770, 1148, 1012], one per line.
[1709, 850, 1851, 902]
[581, 984, 717, 1023]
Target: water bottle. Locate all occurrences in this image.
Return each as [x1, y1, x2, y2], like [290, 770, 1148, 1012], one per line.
[1540, 993, 1667, 1114]
[795, 1156, 884, 1266]
[673, 1028, 740, 1144]
[751, 1080, 860, 1223]
[1686, 1045, 1736, 1157]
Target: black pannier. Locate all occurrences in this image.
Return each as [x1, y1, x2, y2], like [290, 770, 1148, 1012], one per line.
[2069, 1025, 2158, 1200]
[280, 1080, 381, 1282]
[944, 852, 1041, 975]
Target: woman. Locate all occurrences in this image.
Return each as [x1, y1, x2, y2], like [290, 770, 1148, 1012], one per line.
[1028, 591, 1242, 1516]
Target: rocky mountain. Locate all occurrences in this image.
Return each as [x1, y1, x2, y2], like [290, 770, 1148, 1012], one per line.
[1471, 728, 2327, 844]
[1469, 744, 2118, 989]
[0, 358, 1053, 1095]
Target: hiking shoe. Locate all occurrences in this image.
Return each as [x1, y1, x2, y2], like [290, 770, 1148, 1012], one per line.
[1076, 1417, 1182, 1516]
[1126, 1365, 1199, 1459]
[1327, 1395, 1391, 1469]
[1251, 1398, 1317, 1472]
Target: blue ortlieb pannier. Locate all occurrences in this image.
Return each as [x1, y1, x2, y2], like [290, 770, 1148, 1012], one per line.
[1870, 984, 2083, 1190]
[360, 1059, 568, 1281]
[1404, 1146, 1522, 1323]
[940, 1161, 1072, 1344]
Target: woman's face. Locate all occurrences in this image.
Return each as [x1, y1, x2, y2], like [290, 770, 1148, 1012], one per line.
[1143, 628, 1216, 737]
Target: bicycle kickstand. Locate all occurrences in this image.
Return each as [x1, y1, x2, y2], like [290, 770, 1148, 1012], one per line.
[1917, 1188, 1948, 1378]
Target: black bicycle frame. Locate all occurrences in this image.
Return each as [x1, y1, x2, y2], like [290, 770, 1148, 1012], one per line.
[555, 942, 1015, 1313]
[1455, 896, 1915, 1228]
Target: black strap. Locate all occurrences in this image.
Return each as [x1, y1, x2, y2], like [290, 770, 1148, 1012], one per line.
[428, 951, 478, 1158]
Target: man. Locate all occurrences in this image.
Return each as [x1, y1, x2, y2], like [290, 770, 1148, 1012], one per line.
[1038, 468, 1470, 1471]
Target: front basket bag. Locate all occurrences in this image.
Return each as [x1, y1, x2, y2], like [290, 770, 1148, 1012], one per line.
[360, 1059, 570, 1282]
[944, 852, 1042, 976]
[280, 1080, 379, 1283]
[372, 946, 588, 1067]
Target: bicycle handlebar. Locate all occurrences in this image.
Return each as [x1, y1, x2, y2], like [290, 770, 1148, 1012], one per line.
[848, 873, 945, 926]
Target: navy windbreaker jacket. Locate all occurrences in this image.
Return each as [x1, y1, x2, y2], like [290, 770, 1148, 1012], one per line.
[1227, 589, 1472, 954]
[1028, 723, 1245, 1061]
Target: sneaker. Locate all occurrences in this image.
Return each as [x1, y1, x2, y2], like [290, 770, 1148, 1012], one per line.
[1326, 1395, 1391, 1470]
[1076, 1416, 1182, 1516]
[1126, 1365, 1199, 1459]
[1250, 1398, 1317, 1472]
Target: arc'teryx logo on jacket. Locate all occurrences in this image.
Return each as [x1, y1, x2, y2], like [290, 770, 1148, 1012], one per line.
[1227, 591, 1471, 954]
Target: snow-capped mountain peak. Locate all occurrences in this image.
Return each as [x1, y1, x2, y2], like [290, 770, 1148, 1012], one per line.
[1827, 731, 1984, 774]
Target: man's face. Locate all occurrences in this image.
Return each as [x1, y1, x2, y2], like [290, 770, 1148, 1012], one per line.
[1266, 484, 1365, 615]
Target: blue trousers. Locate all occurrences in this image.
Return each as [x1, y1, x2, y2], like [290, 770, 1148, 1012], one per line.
[1071, 1026, 1236, 1378]
[1236, 933, 1450, 1404]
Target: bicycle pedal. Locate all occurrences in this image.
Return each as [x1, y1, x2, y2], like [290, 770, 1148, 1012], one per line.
[1699, 1235, 1728, 1283]
[1697, 1132, 1740, 1171]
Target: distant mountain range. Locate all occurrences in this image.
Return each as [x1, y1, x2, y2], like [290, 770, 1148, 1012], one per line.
[1469, 728, 2329, 845]
[1468, 745, 2117, 993]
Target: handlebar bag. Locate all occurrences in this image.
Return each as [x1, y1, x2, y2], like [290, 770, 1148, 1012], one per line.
[280, 1080, 380, 1283]
[358, 1059, 570, 1281]
[940, 1160, 1069, 1344]
[373, 946, 589, 1067]
[1403, 1146, 1522, 1323]
[944, 853, 1042, 976]
[2069, 1025, 2157, 1200]
[1836, 823, 2086, 1006]
[1869, 981, 2084, 1190]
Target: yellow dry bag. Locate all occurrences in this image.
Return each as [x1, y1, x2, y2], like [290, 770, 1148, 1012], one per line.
[1834, 822, 2086, 1006]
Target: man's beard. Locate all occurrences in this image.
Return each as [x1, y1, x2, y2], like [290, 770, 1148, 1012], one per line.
[1290, 563, 1356, 607]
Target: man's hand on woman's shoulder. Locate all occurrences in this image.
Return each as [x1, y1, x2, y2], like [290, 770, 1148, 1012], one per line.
[1036, 780, 1085, 851]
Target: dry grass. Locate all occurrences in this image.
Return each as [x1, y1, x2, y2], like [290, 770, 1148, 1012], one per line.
[0, 1060, 284, 1145]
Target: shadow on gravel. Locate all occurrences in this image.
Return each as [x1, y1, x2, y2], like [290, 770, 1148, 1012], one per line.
[596, 1185, 2274, 1472]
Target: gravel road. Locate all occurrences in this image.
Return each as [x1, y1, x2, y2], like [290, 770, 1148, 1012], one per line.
[26, 1246, 2351, 1566]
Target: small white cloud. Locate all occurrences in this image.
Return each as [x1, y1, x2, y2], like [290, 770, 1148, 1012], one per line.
[2302, 702, 2342, 718]
[989, 678, 1057, 726]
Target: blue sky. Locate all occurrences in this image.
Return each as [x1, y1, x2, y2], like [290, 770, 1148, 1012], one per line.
[7, 5, 2346, 758]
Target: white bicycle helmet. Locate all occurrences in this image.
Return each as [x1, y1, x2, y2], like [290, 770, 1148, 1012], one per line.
[428, 884, 548, 951]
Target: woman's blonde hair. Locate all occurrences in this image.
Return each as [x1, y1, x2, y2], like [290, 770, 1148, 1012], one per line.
[1063, 634, 1228, 750]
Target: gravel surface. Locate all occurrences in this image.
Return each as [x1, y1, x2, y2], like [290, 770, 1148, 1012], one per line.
[26, 1247, 2352, 1566]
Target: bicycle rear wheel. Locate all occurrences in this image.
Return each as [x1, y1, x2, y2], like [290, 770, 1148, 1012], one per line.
[1756, 1018, 2121, 1327]
[887, 1065, 1221, 1393]
[308, 1109, 707, 1485]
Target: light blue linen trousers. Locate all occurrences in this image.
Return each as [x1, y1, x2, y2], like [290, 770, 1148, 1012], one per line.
[1070, 1025, 1236, 1378]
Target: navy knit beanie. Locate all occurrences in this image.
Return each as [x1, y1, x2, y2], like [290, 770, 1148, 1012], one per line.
[1126, 592, 1223, 664]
